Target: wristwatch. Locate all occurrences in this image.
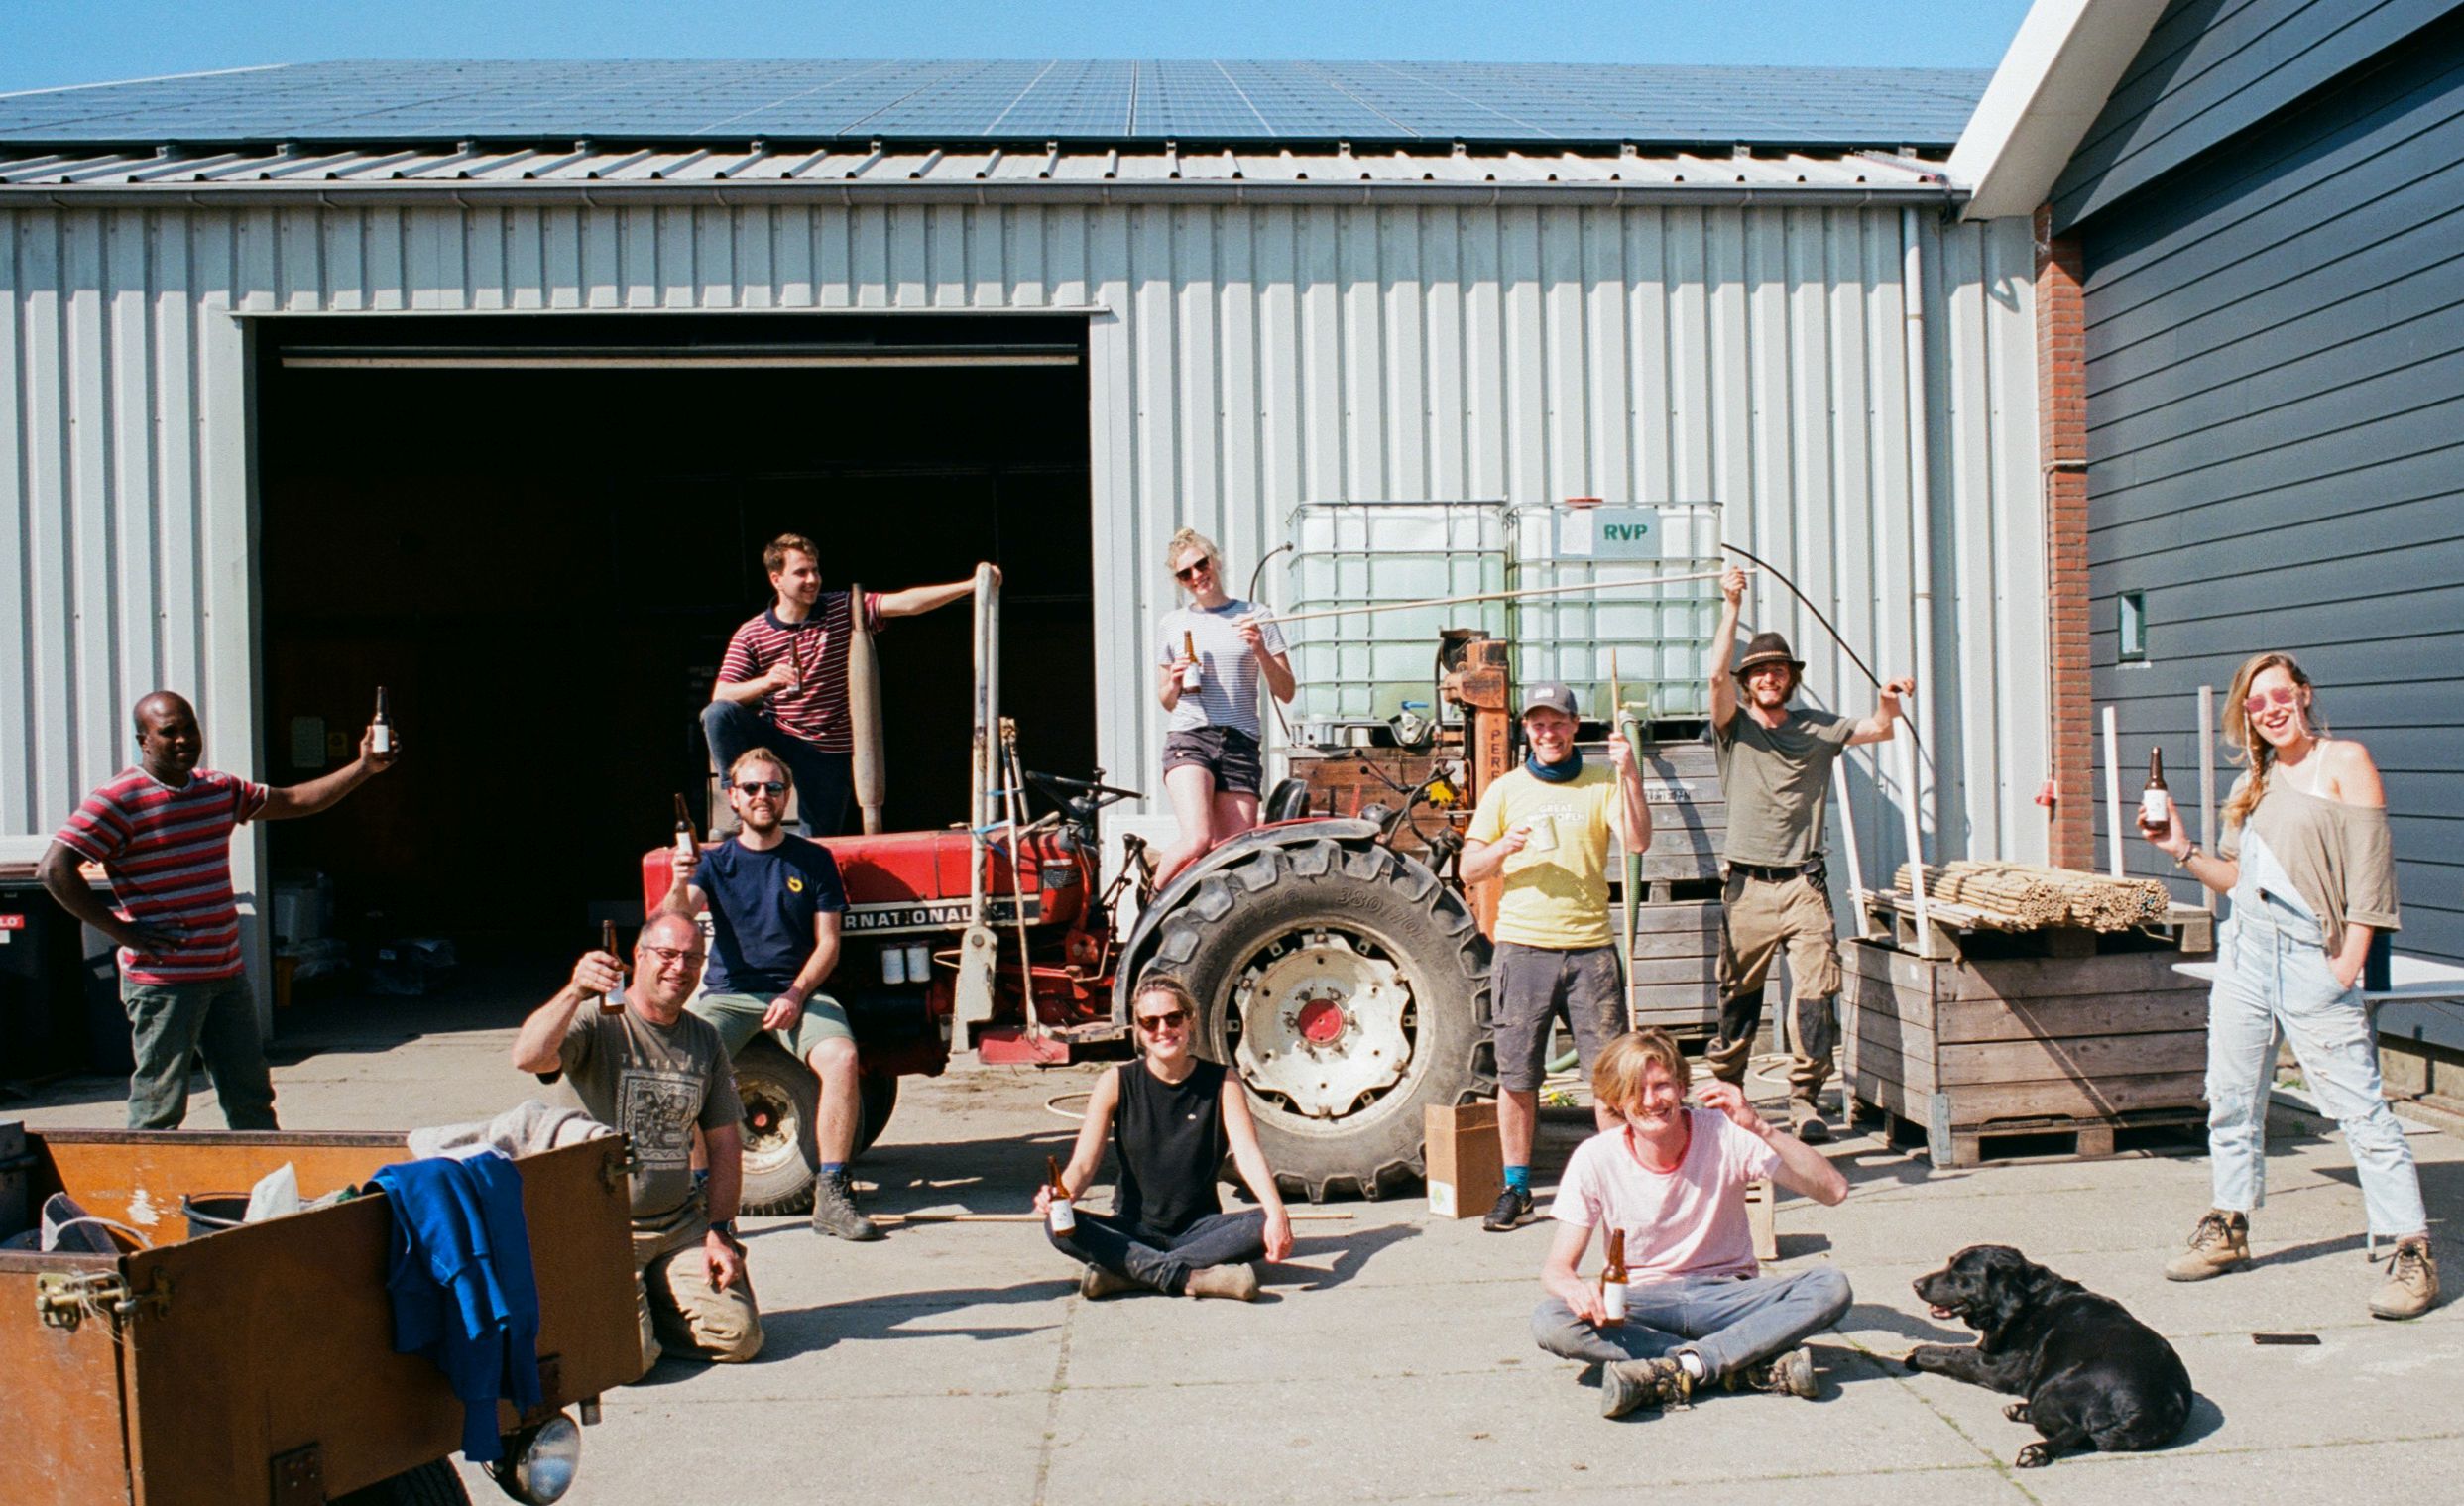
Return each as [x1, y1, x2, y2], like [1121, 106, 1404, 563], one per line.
[2171, 846, 2198, 870]
[709, 1218, 742, 1247]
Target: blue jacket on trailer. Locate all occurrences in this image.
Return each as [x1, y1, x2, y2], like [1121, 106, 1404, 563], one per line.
[370, 1150, 544, 1461]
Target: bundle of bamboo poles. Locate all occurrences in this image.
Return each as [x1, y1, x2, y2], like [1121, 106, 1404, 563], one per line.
[1894, 860, 2171, 932]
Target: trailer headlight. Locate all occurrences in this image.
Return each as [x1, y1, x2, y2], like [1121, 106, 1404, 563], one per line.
[489, 1413, 582, 1504]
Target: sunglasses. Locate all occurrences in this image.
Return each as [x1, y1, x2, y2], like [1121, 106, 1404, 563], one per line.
[732, 780, 789, 798]
[1135, 1008, 1188, 1032]
[641, 944, 706, 968]
[2242, 686, 2302, 716]
[1172, 560, 1213, 582]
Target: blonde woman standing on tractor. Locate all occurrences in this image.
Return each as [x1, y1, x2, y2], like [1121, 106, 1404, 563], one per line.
[1152, 527, 1294, 888]
[2142, 650, 2436, 1319]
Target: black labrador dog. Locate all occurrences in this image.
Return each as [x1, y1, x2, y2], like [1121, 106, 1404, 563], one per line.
[1907, 1244, 2192, 1467]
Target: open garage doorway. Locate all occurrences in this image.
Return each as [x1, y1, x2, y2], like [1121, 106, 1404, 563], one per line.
[252, 312, 1094, 988]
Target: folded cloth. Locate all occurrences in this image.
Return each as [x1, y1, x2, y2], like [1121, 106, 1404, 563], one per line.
[408, 1099, 614, 1161]
[370, 1151, 544, 1462]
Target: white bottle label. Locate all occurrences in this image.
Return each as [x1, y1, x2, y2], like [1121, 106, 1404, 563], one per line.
[1049, 1197, 1076, 1235]
[1180, 663, 1202, 692]
[1601, 1280, 1627, 1322]
[2140, 787, 2169, 827]
[675, 832, 695, 861]
[371, 726, 392, 754]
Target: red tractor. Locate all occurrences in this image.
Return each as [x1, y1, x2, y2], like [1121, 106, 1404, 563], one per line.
[644, 570, 1506, 1211]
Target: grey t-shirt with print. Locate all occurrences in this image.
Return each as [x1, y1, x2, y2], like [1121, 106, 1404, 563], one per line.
[1713, 708, 1858, 867]
[1158, 598, 1287, 739]
[559, 999, 743, 1224]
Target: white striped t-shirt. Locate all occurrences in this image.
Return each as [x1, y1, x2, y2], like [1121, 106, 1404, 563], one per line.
[1157, 599, 1287, 739]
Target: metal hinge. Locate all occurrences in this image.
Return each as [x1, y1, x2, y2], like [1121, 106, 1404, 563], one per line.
[598, 1139, 640, 1192]
[35, 1269, 173, 1332]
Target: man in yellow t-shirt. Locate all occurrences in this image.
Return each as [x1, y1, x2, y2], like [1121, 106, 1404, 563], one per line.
[1462, 682, 1653, 1231]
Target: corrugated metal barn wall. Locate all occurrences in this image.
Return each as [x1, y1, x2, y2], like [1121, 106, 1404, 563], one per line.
[1, 200, 2042, 897]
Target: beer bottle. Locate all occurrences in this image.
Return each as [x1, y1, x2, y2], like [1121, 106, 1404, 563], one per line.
[1179, 630, 1203, 693]
[598, 919, 628, 1015]
[2140, 747, 2171, 838]
[1599, 1227, 1629, 1325]
[371, 686, 394, 755]
[673, 793, 697, 861]
[1045, 1155, 1076, 1235]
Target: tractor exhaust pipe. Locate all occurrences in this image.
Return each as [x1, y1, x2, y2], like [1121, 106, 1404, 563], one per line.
[848, 581, 886, 835]
[953, 563, 1003, 1051]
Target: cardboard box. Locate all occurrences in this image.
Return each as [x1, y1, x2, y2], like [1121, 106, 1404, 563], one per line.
[1424, 1100, 1503, 1219]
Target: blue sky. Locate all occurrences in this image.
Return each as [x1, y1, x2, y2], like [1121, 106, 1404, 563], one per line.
[3, 2, 2038, 95]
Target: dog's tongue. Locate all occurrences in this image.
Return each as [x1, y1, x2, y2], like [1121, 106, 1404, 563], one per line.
[1929, 1305, 1957, 1320]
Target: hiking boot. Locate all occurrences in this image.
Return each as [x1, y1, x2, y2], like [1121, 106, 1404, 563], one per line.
[1727, 1345, 1819, 1398]
[809, 1169, 883, 1241]
[2162, 1209, 2249, 1281]
[2369, 1239, 2439, 1321]
[1483, 1186, 1534, 1232]
[1788, 1099, 1832, 1145]
[1600, 1356, 1694, 1419]
[1080, 1263, 1139, 1300]
[1184, 1263, 1261, 1302]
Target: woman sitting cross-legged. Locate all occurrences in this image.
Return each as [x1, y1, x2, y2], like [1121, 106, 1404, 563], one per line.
[1036, 975, 1295, 1300]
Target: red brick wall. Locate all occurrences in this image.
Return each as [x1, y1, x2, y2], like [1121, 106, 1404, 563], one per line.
[2037, 203, 2094, 869]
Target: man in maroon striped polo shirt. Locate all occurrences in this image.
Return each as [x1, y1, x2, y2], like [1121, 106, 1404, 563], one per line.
[37, 689, 399, 1129]
[700, 532, 987, 836]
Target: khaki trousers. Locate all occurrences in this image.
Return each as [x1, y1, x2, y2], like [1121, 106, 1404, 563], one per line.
[633, 1203, 763, 1373]
[1708, 869, 1842, 1101]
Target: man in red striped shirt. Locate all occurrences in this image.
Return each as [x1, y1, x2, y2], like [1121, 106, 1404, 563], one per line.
[37, 690, 400, 1129]
[700, 533, 987, 836]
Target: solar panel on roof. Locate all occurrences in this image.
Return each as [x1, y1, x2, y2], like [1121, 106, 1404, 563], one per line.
[0, 58, 1985, 149]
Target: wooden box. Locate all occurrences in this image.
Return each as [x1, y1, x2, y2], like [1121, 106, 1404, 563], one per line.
[1424, 1100, 1503, 1219]
[1842, 938, 2209, 1167]
[1626, 897, 1720, 1037]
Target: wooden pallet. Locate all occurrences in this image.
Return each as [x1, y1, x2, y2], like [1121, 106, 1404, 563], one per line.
[1851, 1101, 2206, 1168]
[1624, 897, 1719, 1035]
[1860, 889, 2214, 962]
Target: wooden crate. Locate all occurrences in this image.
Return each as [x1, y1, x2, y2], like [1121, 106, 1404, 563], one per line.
[1626, 897, 1719, 1036]
[1841, 937, 2209, 1168]
[1627, 738, 1723, 882]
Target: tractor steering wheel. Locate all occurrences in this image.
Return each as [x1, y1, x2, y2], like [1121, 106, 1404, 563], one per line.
[1024, 768, 1146, 811]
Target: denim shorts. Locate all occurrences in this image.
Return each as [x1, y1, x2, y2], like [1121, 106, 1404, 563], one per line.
[1161, 726, 1263, 796]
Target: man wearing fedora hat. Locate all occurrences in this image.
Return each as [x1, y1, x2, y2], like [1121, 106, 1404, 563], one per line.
[1462, 681, 1653, 1230]
[1707, 567, 1913, 1141]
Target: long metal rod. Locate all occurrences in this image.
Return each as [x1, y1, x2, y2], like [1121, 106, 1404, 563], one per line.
[2198, 685, 2217, 912]
[2103, 704, 2124, 877]
[1901, 205, 1941, 869]
[1897, 734, 1934, 957]
[1258, 565, 1738, 628]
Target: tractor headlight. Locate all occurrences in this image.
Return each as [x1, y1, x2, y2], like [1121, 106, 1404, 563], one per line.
[489, 1413, 582, 1504]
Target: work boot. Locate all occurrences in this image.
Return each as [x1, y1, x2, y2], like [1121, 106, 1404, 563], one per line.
[1726, 1345, 1819, 1399]
[1079, 1263, 1139, 1300]
[2162, 1209, 2249, 1282]
[1483, 1185, 1534, 1232]
[809, 1169, 883, 1241]
[1183, 1263, 1261, 1301]
[2368, 1239, 2439, 1321]
[1788, 1098, 1832, 1145]
[1599, 1356, 1694, 1419]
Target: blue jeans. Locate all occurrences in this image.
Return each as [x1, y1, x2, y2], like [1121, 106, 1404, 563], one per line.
[699, 701, 852, 837]
[1531, 1266, 1851, 1379]
[122, 974, 279, 1130]
[1047, 1209, 1267, 1295]
[2204, 893, 2426, 1238]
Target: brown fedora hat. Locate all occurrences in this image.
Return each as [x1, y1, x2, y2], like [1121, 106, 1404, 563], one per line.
[1733, 631, 1805, 680]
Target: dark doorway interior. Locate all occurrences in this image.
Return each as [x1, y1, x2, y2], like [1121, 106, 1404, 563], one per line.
[254, 314, 1094, 966]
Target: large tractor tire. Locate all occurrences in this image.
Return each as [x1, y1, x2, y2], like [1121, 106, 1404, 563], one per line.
[732, 1040, 901, 1216]
[1145, 836, 1493, 1202]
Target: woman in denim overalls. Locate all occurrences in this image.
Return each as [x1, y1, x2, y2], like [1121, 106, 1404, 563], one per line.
[2141, 651, 2436, 1320]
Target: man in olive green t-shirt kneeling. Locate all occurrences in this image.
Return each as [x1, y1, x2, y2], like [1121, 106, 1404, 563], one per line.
[1462, 682, 1653, 1231]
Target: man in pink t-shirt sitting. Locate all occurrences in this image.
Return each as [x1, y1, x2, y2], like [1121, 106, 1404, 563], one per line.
[1535, 1028, 1852, 1418]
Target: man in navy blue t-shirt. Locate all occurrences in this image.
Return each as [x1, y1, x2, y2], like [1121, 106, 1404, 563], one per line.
[664, 747, 880, 1241]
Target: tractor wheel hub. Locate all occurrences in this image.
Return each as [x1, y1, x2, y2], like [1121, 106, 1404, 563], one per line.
[1232, 930, 1412, 1119]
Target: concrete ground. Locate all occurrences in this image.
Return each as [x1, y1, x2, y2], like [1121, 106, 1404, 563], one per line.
[12, 988, 2461, 1506]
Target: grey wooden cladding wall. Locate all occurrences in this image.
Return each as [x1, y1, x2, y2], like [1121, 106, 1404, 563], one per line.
[2053, 0, 2464, 230]
[2075, 13, 2464, 1017]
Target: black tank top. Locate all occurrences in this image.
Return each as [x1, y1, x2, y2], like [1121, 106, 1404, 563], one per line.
[1112, 1058, 1230, 1236]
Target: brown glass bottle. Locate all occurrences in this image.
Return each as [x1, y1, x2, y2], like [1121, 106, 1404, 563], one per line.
[598, 919, 627, 1014]
[1599, 1228, 1629, 1324]
[673, 792, 697, 860]
[2140, 747, 2171, 838]
[1045, 1155, 1077, 1235]
[371, 686, 394, 755]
